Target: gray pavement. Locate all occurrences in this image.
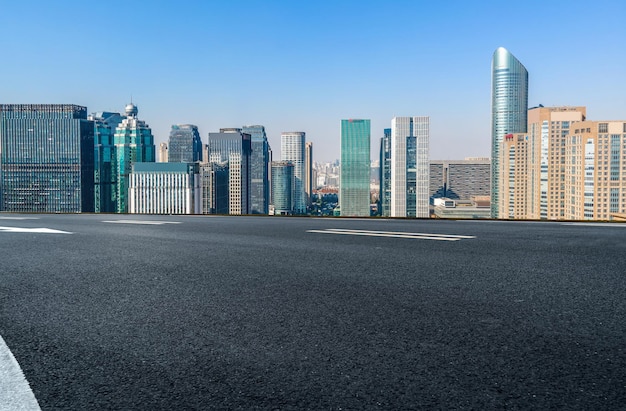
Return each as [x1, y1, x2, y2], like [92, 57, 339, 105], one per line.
[1, 214, 625, 409]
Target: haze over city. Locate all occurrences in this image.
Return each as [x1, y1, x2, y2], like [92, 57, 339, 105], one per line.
[0, 0, 624, 162]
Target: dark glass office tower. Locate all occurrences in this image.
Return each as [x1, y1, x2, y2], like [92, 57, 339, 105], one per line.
[89, 111, 124, 213]
[379, 128, 391, 217]
[242, 125, 270, 214]
[168, 124, 202, 163]
[0, 104, 94, 212]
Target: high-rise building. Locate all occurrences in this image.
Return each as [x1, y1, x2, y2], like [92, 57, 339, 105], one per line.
[113, 103, 155, 213]
[379, 128, 392, 216]
[391, 116, 430, 218]
[128, 162, 201, 214]
[305, 142, 313, 206]
[200, 162, 229, 214]
[340, 119, 370, 217]
[491, 47, 528, 218]
[207, 129, 251, 214]
[158, 142, 168, 162]
[271, 161, 294, 215]
[0, 104, 95, 213]
[242, 125, 270, 214]
[281, 132, 306, 214]
[168, 124, 202, 163]
[89, 111, 125, 213]
[499, 106, 589, 220]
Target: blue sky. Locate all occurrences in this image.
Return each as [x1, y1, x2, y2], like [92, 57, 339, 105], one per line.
[0, 0, 624, 162]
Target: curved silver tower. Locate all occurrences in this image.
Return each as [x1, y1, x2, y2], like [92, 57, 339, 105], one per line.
[491, 47, 528, 218]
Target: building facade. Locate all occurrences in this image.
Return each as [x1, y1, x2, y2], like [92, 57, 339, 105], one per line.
[430, 158, 490, 202]
[128, 162, 201, 214]
[0, 104, 94, 213]
[281, 132, 306, 214]
[491, 47, 528, 218]
[379, 128, 392, 217]
[200, 162, 229, 215]
[499, 106, 586, 220]
[89, 111, 125, 213]
[340, 119, 370, 216]
[305, 141, 313, 207]
[271, 161, 294, 215]
[207, 129, 251, 214]
[113, 103, 155, 213]
[242, 125, 270, 214]
[158, 142, 168, 162]
[390, 116, 430, 218]
[168, 124, 202, 163]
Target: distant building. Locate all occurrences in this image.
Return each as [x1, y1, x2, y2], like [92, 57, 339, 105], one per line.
[491, 47, 528, 218]
[430, 158, 490, 202]
[128, 162, 200, 214]
[281, 132, 306, 214]
[113, 103, 155, 213]
[89, 111, 125, 213]
[391, 116, 429, 218]
[340, 119, 370, 216]
[0, 104, 94, 213]
[158, 142, 168, 163]
[208, 129, 251, 214]
[200, 162, 229, 214]
[379, 128, 392, 216]
[271, 161, 294, 215]
[499, 106, 626, 221]
[305, 142, 313, 206]
[168, 124, 202, 163]
[242, 125, 270, 214]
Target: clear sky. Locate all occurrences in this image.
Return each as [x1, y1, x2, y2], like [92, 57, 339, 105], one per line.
[0, 0, 624, 162]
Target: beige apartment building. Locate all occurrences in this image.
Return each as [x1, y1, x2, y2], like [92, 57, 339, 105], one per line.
[500, 106, 626, 220]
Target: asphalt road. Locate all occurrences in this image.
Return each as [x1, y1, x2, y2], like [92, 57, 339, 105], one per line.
[1, 214, 625, 409]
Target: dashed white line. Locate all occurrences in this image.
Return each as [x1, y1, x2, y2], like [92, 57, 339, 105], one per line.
[102, 220, 182, 225]
[0, 217, 40, 220]
[307, 229, 475, 241]
[0, 336, 41, 410]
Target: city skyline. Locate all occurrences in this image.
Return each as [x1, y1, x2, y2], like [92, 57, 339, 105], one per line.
[0, 1, 623, 163]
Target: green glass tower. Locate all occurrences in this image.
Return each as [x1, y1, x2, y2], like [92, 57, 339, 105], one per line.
[340, 119, 370, 217]
[114, 103, 155, 213]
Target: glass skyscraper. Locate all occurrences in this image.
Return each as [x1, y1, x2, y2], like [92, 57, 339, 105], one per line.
[271, 161, 294, 215]
[89, 111, 125, 213]
[0, 104, 94, 213]
[114, 103, 155, 213]
[242, 125, 270, 214]
[391, 117, 430, 218]
[340, 119, 370, 217]
[207, 129, 252, 214]
[281, 132, 306, 214]
[491, 47, 528, 218]
[168, 124, 202, 163]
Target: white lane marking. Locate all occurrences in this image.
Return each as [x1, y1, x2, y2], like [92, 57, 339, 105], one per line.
[563, 223, 626, 228]
[326, 228, 476, 239]
[307, 229, 475, 241]
[102, 220, 181, 225]
[0, 336, 41, 410]
[0, 217, 40, 220]
[0, 226, 72, 234]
